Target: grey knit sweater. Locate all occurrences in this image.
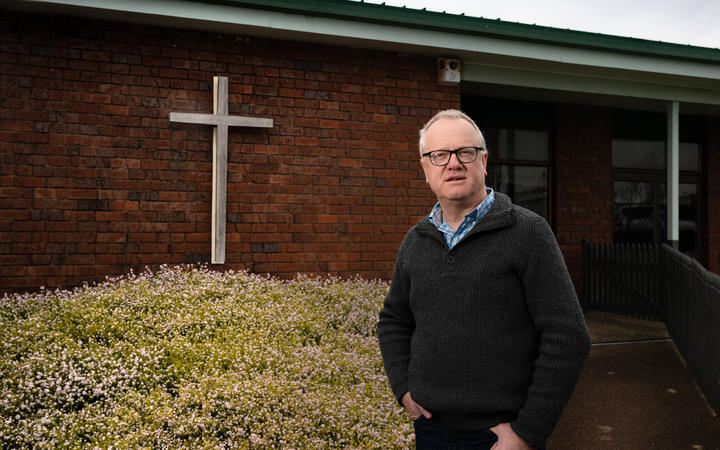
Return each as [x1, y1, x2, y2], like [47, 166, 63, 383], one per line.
[377, 192, 591, 449]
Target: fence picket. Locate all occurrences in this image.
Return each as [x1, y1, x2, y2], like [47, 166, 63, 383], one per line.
[582, 241, 661, 321]
[616, 243, 622, 313]
[635, 243, 642, 319]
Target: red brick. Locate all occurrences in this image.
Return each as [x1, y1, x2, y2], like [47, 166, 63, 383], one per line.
[96, 211, 126, 221]
[0, 12, 454, 292]
[294, 136, 319, 147]
[96, 233, 126, 243]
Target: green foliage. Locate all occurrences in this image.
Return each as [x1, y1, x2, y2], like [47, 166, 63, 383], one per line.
[0, 266, 412, 448]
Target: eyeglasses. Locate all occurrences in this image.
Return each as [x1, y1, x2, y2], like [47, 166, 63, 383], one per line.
[421, 146, 484, 166]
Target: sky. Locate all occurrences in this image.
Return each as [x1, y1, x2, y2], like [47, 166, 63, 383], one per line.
[362, 0, 720, 49]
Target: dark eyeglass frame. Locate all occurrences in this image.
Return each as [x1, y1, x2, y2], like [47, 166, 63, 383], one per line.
[421, 146, 485, 166]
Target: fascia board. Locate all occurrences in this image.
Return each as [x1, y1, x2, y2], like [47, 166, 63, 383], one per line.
[464, 63, 720, 106]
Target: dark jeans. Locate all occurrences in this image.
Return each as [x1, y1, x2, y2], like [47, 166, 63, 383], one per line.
[414, 417, 498, 450]
[413, 417, 547, 450]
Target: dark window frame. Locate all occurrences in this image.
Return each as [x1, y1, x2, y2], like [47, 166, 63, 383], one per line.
[485, 127, 553, 222]
[613, 166, 703, 257]
[464, 96, 555, 224]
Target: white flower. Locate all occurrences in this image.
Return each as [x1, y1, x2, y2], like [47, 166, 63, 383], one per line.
[0, 265, 409, 448]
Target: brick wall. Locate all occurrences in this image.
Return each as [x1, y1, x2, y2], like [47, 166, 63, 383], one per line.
[707, 116, 720, 274]
[0, 11, 459, 293]
[554, 104, 614, 300]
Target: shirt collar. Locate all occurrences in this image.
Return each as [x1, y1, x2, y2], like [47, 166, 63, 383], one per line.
[429, 188, 495, 228]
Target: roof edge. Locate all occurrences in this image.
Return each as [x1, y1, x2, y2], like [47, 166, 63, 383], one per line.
[202, 0, 720, 64]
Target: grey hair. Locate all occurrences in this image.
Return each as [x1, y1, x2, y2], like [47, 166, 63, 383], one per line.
[418, 109, 486, 156]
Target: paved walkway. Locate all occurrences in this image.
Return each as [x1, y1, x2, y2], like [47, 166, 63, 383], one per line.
[548, 313, 720, 449]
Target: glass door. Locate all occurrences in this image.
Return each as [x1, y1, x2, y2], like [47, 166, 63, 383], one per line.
[660, 183, 699, 256]
[613, 179, 699, 256]
[613, 181, 655, 244]
[610, 109, 704, 262]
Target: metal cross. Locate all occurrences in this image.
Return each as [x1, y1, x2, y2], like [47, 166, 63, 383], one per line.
[170, 76, 273, 264]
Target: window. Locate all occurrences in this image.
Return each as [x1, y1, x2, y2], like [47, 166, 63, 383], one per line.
[612, 140, 700, 171]
[612, 139, 702, 256]
[610, 108, 705, 259]
[614, 180, 654, 243]
[486, 128, 551, 219]
[661, 183, 699, 253]
[464, 96, 554, 222]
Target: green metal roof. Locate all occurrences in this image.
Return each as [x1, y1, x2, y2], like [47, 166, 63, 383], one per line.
[203, 0, 720, 64]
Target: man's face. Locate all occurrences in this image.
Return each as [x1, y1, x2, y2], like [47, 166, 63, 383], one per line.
[420, 117, 488, 205]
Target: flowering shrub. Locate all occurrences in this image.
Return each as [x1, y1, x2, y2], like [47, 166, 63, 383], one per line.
[0, 266, 413, 448]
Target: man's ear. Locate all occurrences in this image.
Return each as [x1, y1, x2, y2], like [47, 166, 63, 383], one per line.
[419, 158, 430, 184]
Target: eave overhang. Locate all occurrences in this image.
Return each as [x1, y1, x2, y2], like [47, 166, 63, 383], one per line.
[5, 0, 720, 109]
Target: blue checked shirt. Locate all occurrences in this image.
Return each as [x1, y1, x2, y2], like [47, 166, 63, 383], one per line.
[429, 188, 495, 249]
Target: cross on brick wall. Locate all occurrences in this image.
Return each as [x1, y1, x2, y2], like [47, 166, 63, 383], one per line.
[170, 76, 273, 264]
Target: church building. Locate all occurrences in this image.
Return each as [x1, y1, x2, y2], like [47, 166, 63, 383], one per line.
[2, 0, 720, 295]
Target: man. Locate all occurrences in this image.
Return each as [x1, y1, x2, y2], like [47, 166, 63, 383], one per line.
[377, 109, 591, 449]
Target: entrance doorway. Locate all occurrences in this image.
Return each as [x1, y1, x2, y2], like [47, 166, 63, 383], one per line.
[612, 139, 702, 259]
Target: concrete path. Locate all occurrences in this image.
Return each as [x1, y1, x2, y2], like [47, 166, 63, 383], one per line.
[548, 340, 720, 449]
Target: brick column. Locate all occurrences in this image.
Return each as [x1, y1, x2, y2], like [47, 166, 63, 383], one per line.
[554, 104, 613, 302]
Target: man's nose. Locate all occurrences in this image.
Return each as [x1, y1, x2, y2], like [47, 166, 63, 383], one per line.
[446, 152, 463, 168]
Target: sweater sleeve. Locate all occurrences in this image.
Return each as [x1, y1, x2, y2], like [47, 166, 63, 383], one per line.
[510, 214, 591, 449]
[377, 235, 416, 405]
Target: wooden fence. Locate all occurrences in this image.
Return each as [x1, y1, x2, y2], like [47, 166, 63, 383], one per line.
[582, 241, 662, 321]
[583, 241, 720, 414]
[661, 244, 720, 415]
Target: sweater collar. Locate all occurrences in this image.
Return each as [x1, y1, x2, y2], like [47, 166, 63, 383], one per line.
[418, 191, 514, 237]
